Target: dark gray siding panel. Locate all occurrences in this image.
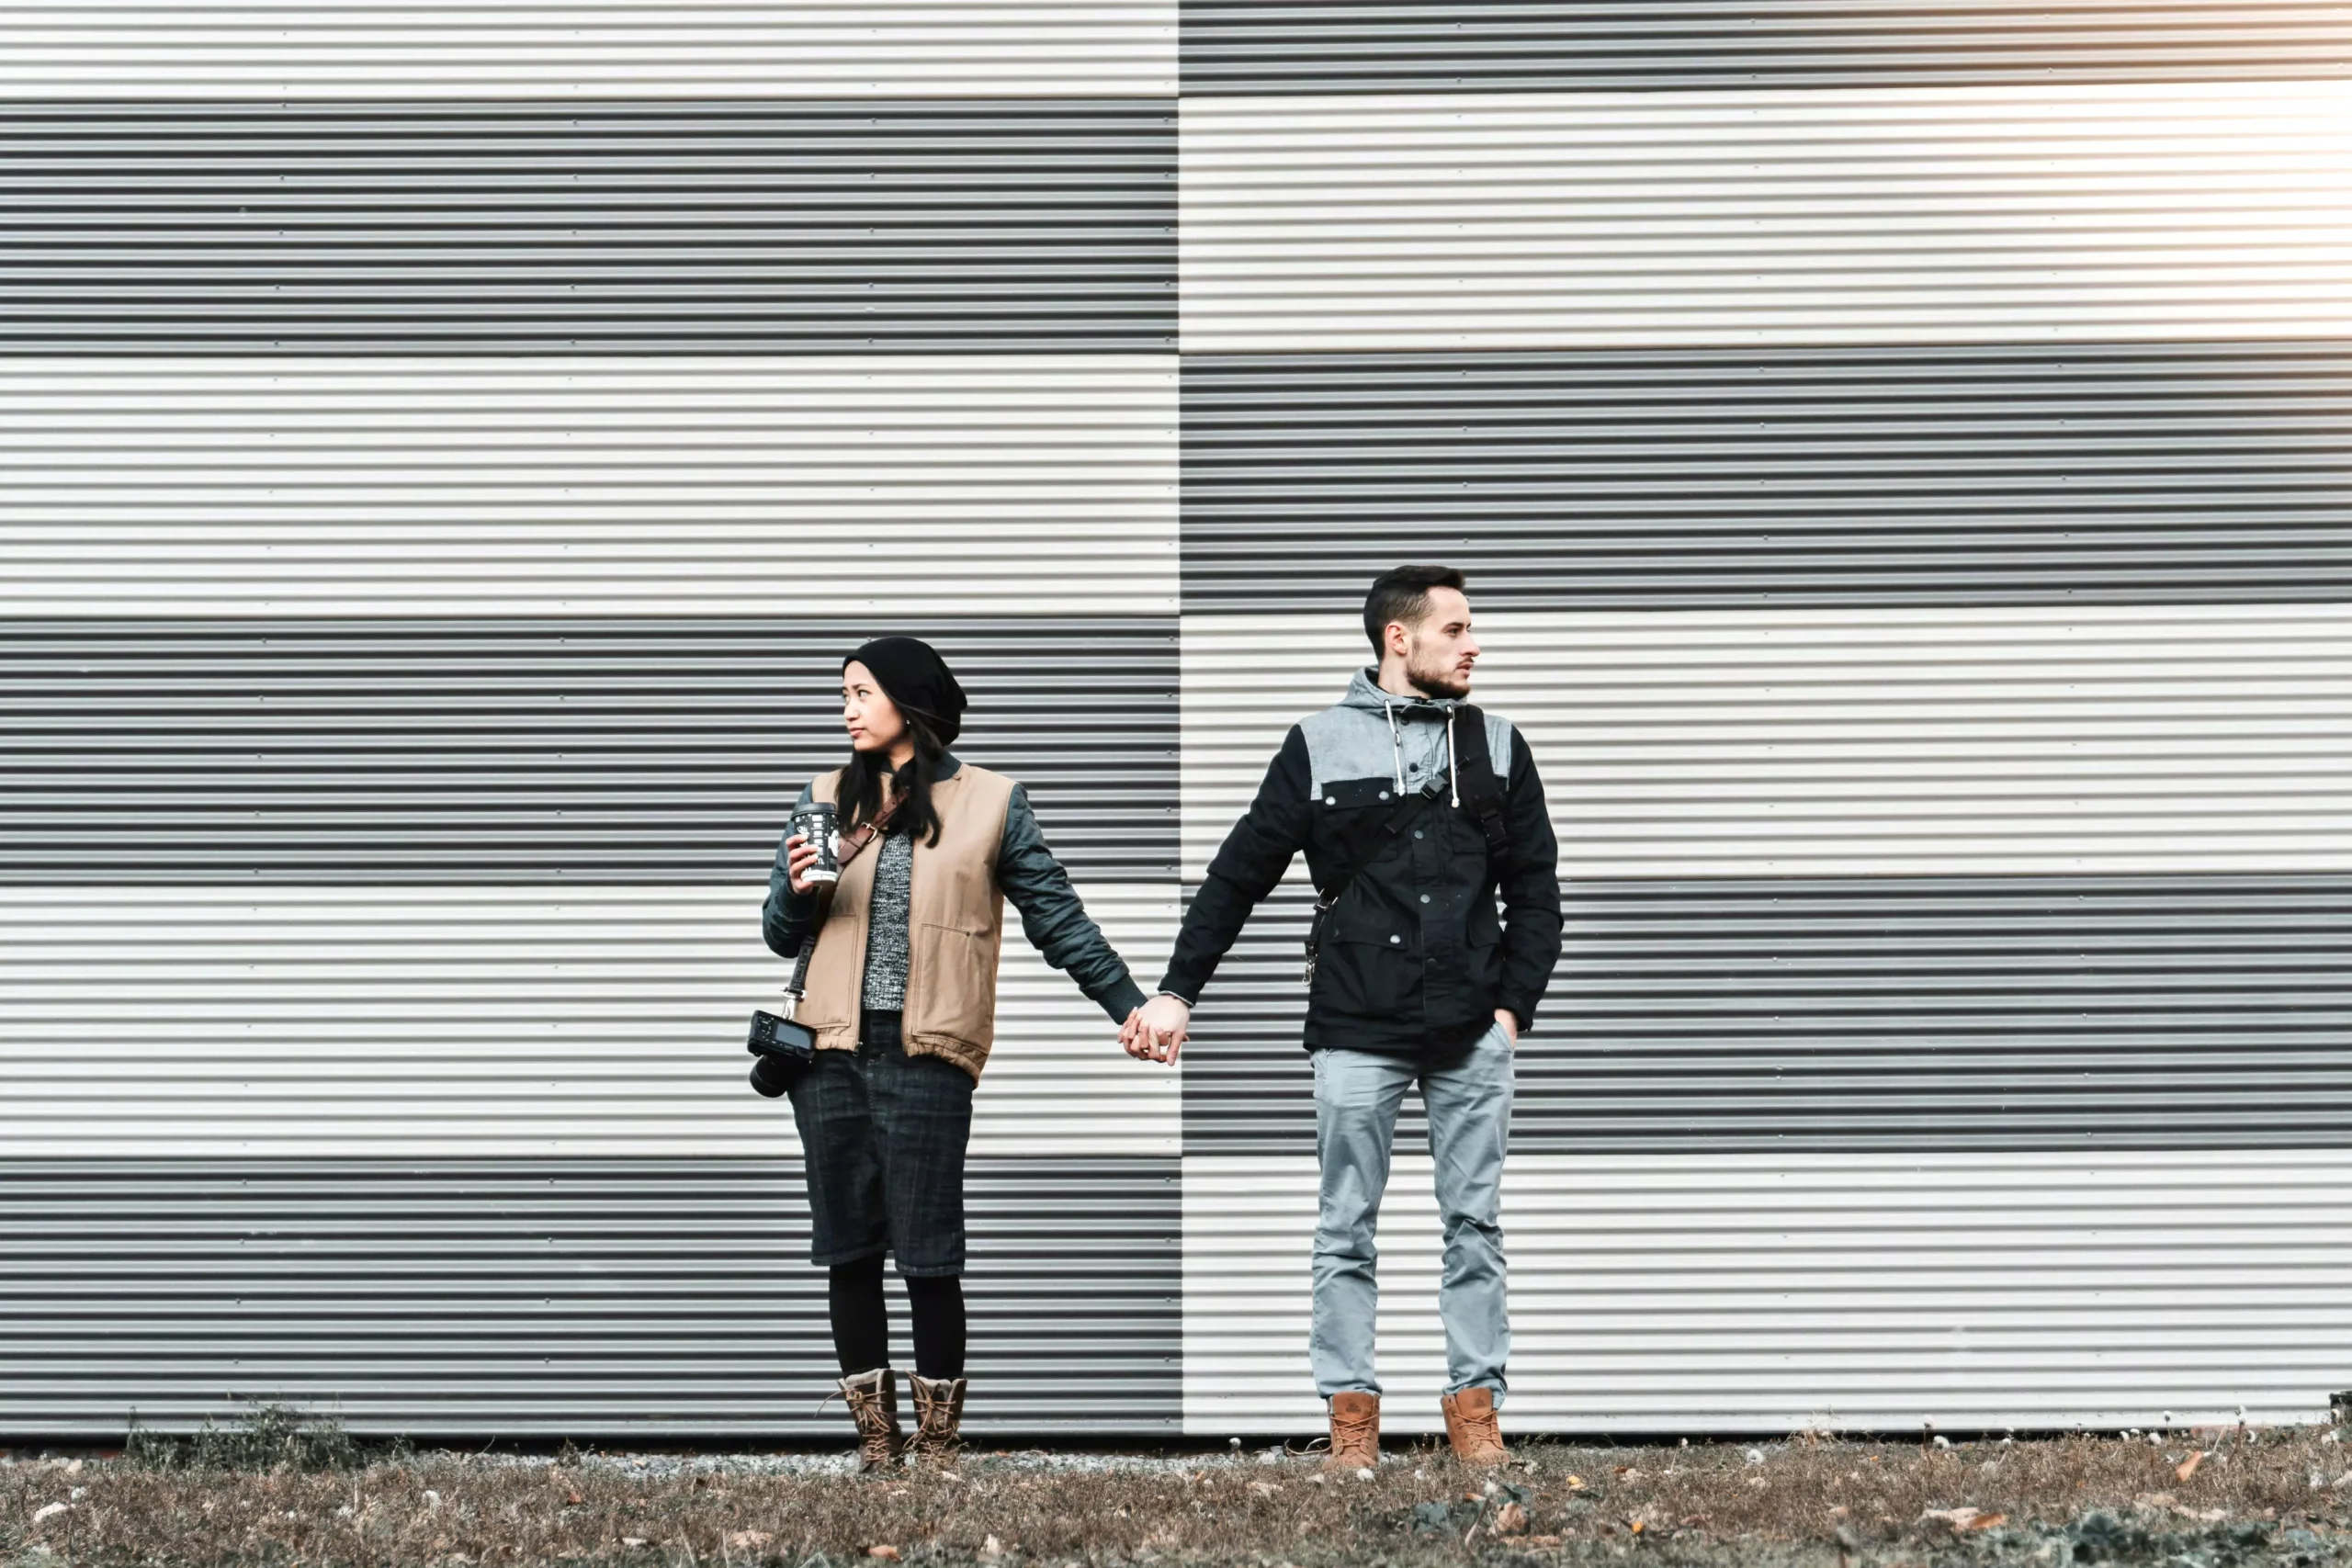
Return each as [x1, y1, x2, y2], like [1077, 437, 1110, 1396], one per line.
[1182, 876, 2352, 1156]
[1182, 344, 2352, 612]
[0, 1157, 1181, 1438]
[0, 101, 1175, 352]
[0, 617, 1178, 882]
[1182, 4, 2352, 93]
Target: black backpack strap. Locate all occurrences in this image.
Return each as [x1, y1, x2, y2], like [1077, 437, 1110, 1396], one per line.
[1452, 704, 1510, 857]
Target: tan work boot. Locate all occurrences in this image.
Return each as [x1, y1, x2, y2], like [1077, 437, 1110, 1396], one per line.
[1441, 1385, 1508, 1467]
[836, 1368, 905, 1472]
[907, 1373, 967, 1465]
[1322, 1391, 1380, 1472]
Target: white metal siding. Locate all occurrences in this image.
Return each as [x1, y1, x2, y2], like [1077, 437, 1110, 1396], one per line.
[1182, 606, 2352, 880]
[0, 886, 1176, 1159]
[0, 359, 1177, 615]
[1185, 1153, 2352, 1435]
[0, 4, 1180, 97]
[1181, 81, 2352, 352]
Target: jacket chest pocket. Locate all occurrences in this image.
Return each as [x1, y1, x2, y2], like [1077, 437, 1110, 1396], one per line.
[1313, 776, 1414, 868]
[1316, 776, 1406, 816]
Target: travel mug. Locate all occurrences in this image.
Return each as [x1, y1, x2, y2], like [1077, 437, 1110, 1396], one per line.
[788, 800, 840, 884]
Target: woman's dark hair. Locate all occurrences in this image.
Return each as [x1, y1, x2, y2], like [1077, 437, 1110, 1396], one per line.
[837, 704, 950, 847]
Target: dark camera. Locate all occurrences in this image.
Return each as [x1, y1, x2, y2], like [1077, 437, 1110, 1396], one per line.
[748, 1050, 799, 1099]
[747, 1010, 817, 1099]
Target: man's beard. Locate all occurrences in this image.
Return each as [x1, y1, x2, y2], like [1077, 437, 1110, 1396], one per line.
[1405, 646, 1471, 700]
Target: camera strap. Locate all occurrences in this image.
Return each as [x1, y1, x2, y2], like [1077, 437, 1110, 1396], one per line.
[781, 784, 910, 1011]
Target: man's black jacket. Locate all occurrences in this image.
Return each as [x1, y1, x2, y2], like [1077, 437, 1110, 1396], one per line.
[1159, 671, 1563, 1055]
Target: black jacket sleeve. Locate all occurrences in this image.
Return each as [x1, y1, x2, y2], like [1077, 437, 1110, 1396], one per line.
[997, 784, 1148, 1023]
[1157, 725, 1315, 1005]
[760, 781, 821, 958]
[1493, 727, 1564, 1033]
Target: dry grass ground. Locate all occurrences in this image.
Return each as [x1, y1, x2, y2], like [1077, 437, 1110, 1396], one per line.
[6, 1423, 2352, 1566]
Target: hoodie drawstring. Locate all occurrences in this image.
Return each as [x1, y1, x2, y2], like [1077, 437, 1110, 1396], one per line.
[1388, 698, 1462, 807]
[1447, 708, 1460, 808]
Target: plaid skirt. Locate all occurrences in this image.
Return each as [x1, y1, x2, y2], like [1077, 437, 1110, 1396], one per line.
[786, 1010, 975, 1276]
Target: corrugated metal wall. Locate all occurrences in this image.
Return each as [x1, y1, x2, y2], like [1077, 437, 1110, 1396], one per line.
[1179, 81, 2352, 353]
[0, 5, 1185, 1438]
[1174, 8, 2352, 1436]
[0, 102, 1176, 353]
[5, 2, 2352, 1440]
[1, 1160, 1181, 1436]
[0, 886, 1177, 1157]
[1185, 1153, 2352, 1433]
[0, 359, 1176, 615]
[0, 5, 1180, 97]
[1182, 5, 2352, 92]
[1182, 345, 2352, 607]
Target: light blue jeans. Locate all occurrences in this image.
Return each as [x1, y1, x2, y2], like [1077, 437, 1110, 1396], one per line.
[1309, 1021, 1512, 1402]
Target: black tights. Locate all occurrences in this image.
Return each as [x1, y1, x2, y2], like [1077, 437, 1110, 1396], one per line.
[827, 1255, 967, 1380]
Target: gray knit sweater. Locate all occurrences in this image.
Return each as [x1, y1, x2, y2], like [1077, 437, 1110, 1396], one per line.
[859, 828, 915, 1010]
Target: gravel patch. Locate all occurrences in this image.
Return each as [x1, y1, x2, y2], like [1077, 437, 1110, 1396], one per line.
[5, 1424, 2349, 1565]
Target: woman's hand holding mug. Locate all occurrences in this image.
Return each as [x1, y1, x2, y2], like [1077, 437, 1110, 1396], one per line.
[785, 833, 826, 897]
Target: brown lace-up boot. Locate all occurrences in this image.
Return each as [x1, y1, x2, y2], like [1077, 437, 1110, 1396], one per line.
[837, 1368, 905, 1472]
[907, 1374, 967, 1465]
[1322, 1391, 1380, 1472]
[1441, 1385, 1508, 1467]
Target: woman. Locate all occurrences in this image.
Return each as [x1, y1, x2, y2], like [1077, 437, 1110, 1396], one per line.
[763, 636, 1149, 1469]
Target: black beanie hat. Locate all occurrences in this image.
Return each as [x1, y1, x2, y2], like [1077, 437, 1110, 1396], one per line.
[845, 636, 967, 747]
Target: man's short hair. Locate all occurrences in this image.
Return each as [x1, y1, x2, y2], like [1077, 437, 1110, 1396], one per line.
[1363, 565, 1468, 654]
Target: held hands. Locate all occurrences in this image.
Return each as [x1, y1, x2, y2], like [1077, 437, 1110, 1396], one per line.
[1116, 1000, 1507, 1061]
[1119, 993, 1191, 1065]
[784, 832, 825, 897]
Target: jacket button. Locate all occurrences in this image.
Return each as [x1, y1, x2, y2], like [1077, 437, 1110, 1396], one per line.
[1412, 829, 1424, 840]
[1325, 795, 1336, 806]
[1378, 790, 1390, 800]
[1419, 894, 1430, 904]
[1389, 934, 1401, 944]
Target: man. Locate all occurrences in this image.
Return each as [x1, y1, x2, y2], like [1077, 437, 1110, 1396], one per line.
[1125, 566, 1561, 1471]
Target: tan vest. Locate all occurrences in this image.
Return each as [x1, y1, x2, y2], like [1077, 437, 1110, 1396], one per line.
[801, 762, 1017, 1081]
